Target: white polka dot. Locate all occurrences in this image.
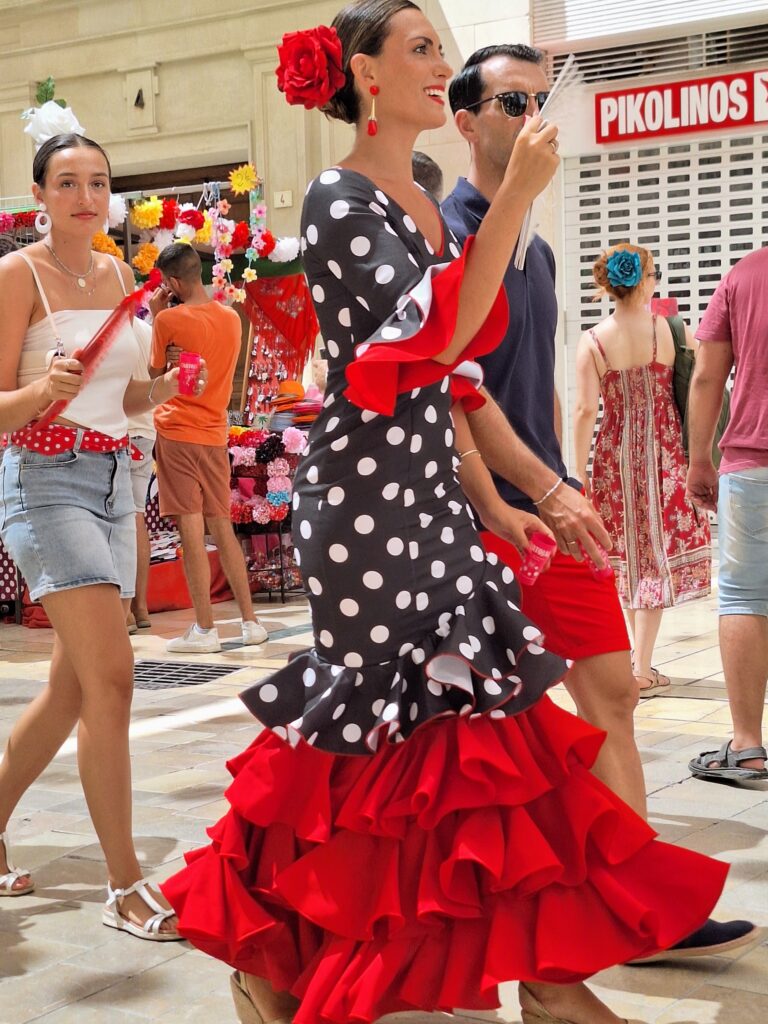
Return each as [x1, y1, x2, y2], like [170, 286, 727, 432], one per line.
[449, 500, 462, 515]
[329, 544, 348, 562]
[424, 405, 437, 423]
[356, 343, 369, 356]
[440, 527, 454, 544]
[399, 642, 414, 656]
[343, 722, 362, 743]
[327, 259, 342, 279]
[409, 541, 419, 559]
[357, 457, 377, 476]
[303, 668, 316, 687]
[528, 643, 546, 655]
[386, 426, 405, 446]
[415, 592, 429, 611]
[312, 284, 325, 303]
[272, 726, 287, 740]
[330, 199, 350, 219]
[351, 236, 371, 257]
[332, 703, 346, 720]
[445, 429, 454, 447]
[320, 169, 341, 185]
[300, 521, 311, 539]
[325, 339, 340, 359]
[403, 215, 417, 233]
[357, 295, 370, 310]
[319, 629, 334, 647]
[491, 668, 502, 679]
[419, 513, 433, 528]
[370, 625, 389, 643]
[425, 238, 435, 254]
[308, 577, 322, 595]
[456, 575, 473, 595]
[328, 486, 345, 505]
[354, 515, 375, 534]
[374, 189, 389, 205]
[361, 409, 378, 422]
[410, 434, 422, 454]
[259, 683, 278, 703]
[482, 616, 496, 635]
[306, 224, 318, 245]
[375, 265, 395, 284]
[424, 461, 438, 478]
[403, 488, 415, 506]
[409, 702, 419, 721]
[372, 698, 385, 716]
[431, 560, 445, 579]
[331, 435, 348, 452]
[449, 242, 461, 258]
[363, 571, 384, 589]
[506, 648, 517, 664]
[387, 537, 404, 555]
[369, 202, 386, 216]
[385, 221, 398, 236]
[380, 326, 402, 339]
[382, 482, 400, 500]
[459, 642, 475, 660]
[338, 307, 351, 327]
[380, 703, 398, 725]
[427, 679, 443, 696]
[325, 416, 340, 432]
[340, 598, 359, 617]
[306, 465, 319, 484]
[471, 545, 484, 562]
[395, 591, 411, 609]
[411, 387, 421, 398]
[344, 652, 363, 668]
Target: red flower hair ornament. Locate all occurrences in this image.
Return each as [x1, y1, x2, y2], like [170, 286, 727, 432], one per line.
[276, 25, 346, 109]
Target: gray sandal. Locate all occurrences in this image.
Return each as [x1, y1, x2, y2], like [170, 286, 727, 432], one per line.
[689, 740, 768, 782]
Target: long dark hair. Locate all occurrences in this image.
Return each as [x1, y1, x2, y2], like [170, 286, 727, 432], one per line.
[323, 0, 419, 124]
[33, 133, 112, 187]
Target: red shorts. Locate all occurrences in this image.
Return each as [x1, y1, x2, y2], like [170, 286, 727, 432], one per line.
[481, 531, 630, 661]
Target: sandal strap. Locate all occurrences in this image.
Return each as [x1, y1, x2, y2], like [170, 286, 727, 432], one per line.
[106, 878, 174, 925]
[728, 745, 768, 764]
[1, 867, 31, 888]
[0, 830, 28, 878]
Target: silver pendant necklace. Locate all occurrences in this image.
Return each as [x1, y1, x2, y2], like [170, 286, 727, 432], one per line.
[47, 243, 95, 292]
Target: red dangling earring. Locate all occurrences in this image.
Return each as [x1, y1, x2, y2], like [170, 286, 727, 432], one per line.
[367, 85, 379, 137]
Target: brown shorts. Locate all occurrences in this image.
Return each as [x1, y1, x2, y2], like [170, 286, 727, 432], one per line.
[155, 435, 231, 519]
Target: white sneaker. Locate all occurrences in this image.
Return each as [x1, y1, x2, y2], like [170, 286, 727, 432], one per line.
[166, 625, 221, 654]
[242, 620, 268, 646]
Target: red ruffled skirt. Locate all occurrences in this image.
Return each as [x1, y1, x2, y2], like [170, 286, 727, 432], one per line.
[162, 697, 727, 1024]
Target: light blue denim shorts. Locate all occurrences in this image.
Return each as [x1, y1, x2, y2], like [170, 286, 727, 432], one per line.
[129, 434, 155, 513]
[0, 440, 136, 603]
[718, 466, 768, 617]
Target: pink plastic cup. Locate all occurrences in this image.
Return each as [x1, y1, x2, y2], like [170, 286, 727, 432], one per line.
[177, 351, 201, 395]
[518, 531, 558, 586]
[581, 542, 613, 580]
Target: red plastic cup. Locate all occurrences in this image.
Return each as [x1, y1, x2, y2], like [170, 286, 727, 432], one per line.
[581, 542, 613, 580]
[518, 531, 558, 586]
[177, 351, 201, 395]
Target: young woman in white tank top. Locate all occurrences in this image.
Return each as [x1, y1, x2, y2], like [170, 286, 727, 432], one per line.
[0, 133, 205, 940]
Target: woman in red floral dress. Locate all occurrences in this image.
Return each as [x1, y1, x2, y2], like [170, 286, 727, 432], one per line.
[574, 244, 711, 695]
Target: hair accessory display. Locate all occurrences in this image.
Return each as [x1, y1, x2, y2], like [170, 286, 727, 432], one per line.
[276, 26, 346, 109]
[367, 84, 380, 137]
[606, 249, 642, 288]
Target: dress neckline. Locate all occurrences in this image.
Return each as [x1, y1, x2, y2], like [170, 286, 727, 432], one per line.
[332, 166, 446, 258]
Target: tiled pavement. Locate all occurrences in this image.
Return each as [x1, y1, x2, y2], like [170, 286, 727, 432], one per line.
[0, 585, 767, 1023]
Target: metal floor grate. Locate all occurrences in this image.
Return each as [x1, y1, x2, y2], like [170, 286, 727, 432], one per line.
[133, 660, 241, 690]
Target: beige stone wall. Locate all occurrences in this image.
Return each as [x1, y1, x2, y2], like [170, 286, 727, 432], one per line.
[0, 0, 533, 231]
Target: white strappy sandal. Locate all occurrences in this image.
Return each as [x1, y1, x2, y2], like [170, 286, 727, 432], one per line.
[0, 830, 34, 897]
[103, 878, 183, 941]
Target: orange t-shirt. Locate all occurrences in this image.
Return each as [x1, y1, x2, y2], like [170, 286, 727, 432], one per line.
[151, 300, 241, 445]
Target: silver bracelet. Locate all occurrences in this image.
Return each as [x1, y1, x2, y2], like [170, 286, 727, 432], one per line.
[148, 377, 163, 406]
[533, 477, 564, 506]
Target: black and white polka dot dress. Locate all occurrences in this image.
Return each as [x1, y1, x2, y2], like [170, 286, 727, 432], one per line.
[240, 169, 569, 752]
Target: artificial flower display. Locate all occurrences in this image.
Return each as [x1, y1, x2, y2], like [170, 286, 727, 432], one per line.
[91, 230, 124, 260]
[0, 211, 14, 233]
[130, 196, 163, 230]
[159, 198, 180, 230]
[107, 194, 128, 229]
[132, 242, 160, 275]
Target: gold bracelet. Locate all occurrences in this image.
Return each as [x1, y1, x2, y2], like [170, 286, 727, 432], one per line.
[458, 448, 482, 463]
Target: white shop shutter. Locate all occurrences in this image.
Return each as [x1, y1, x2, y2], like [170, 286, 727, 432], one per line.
[561, 131, 768, 464]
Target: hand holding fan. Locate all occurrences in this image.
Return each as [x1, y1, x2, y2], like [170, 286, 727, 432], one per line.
[33, 269, 162, 432]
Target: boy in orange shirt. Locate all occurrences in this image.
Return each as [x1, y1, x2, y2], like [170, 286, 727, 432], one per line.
[149, 243, 267, 652]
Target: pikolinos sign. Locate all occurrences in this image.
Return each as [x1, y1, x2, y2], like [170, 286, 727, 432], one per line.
[596, 68, 768, 143]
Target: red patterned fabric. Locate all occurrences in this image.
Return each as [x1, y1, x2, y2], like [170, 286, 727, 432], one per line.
[162, 698, 725, 1024]
[243, 272, 319, 391]
[8, 423, 144, 461]
[590, 326, 711, 609]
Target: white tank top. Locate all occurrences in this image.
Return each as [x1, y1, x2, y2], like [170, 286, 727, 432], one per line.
[17, 253, 142, 439]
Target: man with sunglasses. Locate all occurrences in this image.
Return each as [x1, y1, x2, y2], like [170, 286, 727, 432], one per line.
[441, 43, 757, 963]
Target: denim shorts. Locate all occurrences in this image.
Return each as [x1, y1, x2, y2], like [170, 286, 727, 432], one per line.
[0, 440, 136, 602]
[129, 435, 155, 513]
[718, 466, 768, 617]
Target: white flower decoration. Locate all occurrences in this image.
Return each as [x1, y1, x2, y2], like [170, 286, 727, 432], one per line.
[268, 236, 301, 263]
[153, 228, 175, 252]
[21, 101, 85, 149]
[107, 194, 127, 229]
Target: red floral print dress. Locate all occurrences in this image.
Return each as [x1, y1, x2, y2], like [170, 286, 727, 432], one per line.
[590, 318, 711, 609]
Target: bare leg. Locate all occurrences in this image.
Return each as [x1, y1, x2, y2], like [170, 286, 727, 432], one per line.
[0, 636, 82, 887]
[131, 511, 151, 621]
[710, 614, 768, 771]
[205, 516, 255, 622]
[564, 651, 647, 817]
[176, 513, 214, 629]
[630, 608, 664, 682]
[523, 981, 627, 1024]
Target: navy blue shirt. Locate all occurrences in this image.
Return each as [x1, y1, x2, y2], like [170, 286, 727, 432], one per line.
[442, 177, 573, 515]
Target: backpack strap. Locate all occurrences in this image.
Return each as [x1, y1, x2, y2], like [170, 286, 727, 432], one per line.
[666, 315, 687, 357]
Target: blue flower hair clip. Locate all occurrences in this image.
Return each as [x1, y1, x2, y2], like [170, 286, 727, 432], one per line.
[606, 250, 642, 288]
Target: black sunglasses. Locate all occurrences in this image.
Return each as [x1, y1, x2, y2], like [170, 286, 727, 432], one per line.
[648, 270, 663, 282]
[465, 90, 550, 118]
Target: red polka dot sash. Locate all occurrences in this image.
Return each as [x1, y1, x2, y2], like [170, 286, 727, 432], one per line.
[8, 422, 143, 460]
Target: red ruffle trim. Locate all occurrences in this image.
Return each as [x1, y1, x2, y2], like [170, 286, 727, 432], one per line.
[450, 373, 486, 413]
[162, 698, 727, 1023]
[344, 236, 507, 415]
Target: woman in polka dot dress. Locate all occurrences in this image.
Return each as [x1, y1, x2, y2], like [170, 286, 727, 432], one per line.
[163, 4, 727, 1024]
